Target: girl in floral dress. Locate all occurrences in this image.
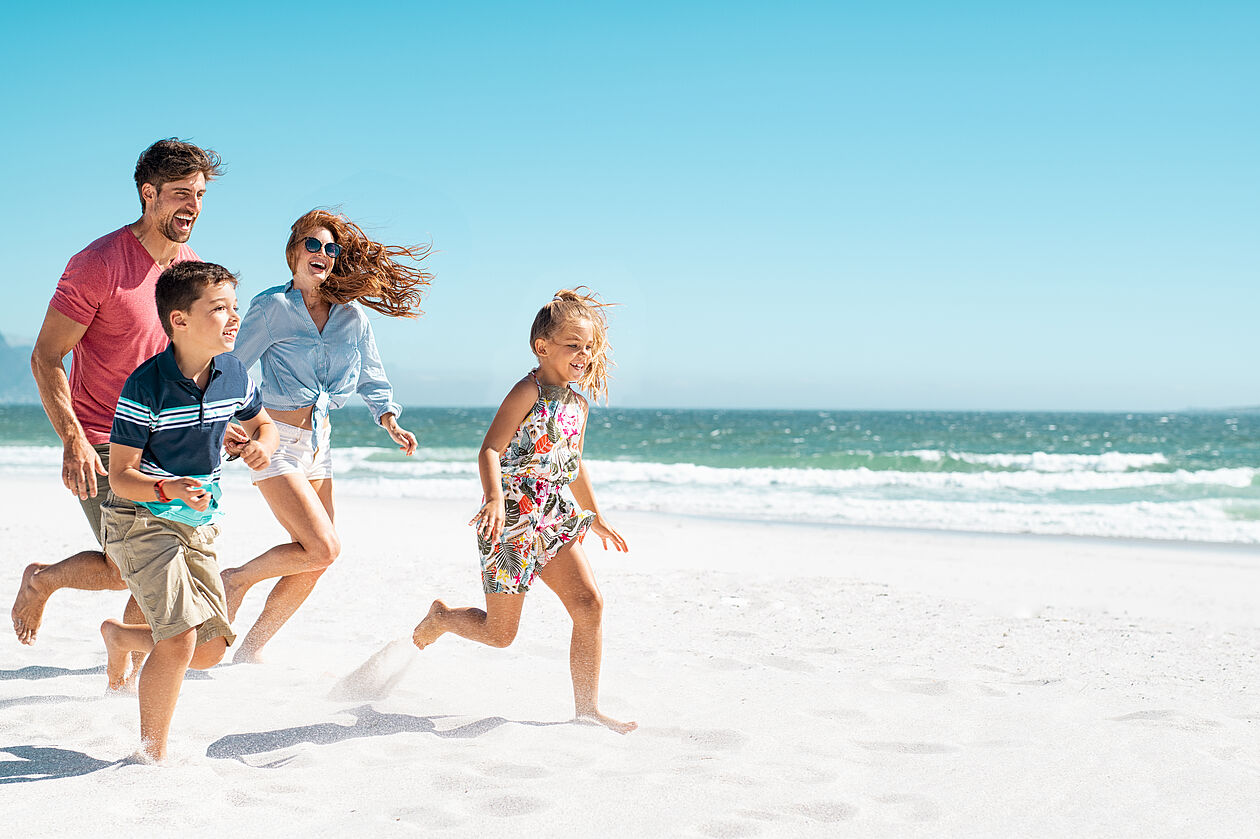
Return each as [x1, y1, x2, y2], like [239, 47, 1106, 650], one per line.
[412, 288, 636, 733]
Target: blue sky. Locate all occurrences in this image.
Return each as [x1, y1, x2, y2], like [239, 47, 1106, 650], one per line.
[1, 2, 1255, 410]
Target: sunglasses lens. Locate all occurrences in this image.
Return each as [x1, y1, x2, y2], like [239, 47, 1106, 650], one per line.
[324, 243, 342, 258]
[303, 237, 320, 253]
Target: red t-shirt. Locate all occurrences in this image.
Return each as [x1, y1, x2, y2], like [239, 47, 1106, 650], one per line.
[49, 227, 199, 444]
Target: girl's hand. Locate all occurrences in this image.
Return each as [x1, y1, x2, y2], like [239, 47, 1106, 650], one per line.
[470, 498, 506, 545]
[382, 415, 418, 456]
[590, 514, 628, 553]
[166, 478, 211, 511]
[223, 423, 250, 461]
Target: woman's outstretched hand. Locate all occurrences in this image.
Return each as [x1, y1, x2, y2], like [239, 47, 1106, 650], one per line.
[590, 515, 628, 552]
[381, 414, 417, 456]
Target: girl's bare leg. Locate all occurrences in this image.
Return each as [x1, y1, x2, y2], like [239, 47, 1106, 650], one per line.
[539, 542, 637, 734]
[413, 591, 526, 649]
[223, 477, 338, 662]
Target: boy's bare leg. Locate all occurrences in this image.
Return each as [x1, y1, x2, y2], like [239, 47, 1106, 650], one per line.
[136, 629, 198, 762]
[222, 475, 337, 652]
[413, 592, 525, 650]
[101, 619, 156, 691]
[539, 543, 637, 734]
[12, 550, 126, 644]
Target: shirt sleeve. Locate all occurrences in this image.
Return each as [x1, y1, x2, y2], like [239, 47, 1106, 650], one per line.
[234, 376, 263, 422]
[49, 249, 111, 327]
[110, 374, 155, 450]
[355, 317, 402, 424]
[231, 295, 272, 370]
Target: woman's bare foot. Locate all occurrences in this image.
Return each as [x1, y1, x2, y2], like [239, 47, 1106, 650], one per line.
[100, 619, 133, 691]
[411, 600, 449, 650]
[221, 567, 250, 623]
[12, 563, 50, 644]
[232, 644, 266, 665]
[575, 710, 638, 734]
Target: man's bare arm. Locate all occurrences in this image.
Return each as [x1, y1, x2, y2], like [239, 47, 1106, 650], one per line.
[30, 305, 101, 499]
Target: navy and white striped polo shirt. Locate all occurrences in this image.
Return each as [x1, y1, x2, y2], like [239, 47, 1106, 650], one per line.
[111, 343, 262, 524]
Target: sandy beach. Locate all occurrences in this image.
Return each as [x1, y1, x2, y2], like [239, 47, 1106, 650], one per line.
[2, 472, 1258, 837]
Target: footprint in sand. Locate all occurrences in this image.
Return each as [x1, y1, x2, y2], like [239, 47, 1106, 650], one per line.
[808, 708, 869, 723]
[874, 793, 942, 823]
[480, 794, 549, 817]
[853, 740, 959, 755]
[698, 819, 764, 838]
[872, 677, 949, 696]
[791, 801, 857, 822]
[1110, 709, 1223, 732]
[477, 761, 552, 780]
[646, 726, 748, 751]
[757, 654, 816, 673]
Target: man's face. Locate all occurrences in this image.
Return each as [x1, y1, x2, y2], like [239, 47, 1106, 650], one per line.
[145, 172, 207, 244]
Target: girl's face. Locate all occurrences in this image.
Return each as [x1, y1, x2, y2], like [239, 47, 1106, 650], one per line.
[292, 226, 337, 287]
[534, 318, 595, 385]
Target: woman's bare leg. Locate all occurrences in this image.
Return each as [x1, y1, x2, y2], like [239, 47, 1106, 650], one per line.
[539, 542, 637, 733]
[223, 476, 338, 662]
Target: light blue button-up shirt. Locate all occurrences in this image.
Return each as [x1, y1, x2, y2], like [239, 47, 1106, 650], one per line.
[232, 282, 402, 431]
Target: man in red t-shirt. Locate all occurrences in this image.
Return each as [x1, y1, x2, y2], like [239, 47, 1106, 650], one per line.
[12, 139, 225, 650]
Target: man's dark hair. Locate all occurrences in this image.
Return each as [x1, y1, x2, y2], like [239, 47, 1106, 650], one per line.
[134, 138, 225, 212]
[155, 261, 238, 338]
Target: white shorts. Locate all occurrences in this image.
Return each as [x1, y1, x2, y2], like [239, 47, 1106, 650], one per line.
[250, 419, 333, 483]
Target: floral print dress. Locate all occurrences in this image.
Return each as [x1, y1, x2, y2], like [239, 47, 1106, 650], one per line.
[479, 371, 595, 594]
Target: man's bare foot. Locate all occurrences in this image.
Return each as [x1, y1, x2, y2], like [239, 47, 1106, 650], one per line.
[575, 710, 638, 734]
[12, 563, 51, 645]
[221, 567, 250, 623]
[411, 600, 448, 650]
[100, 620, 132, 691]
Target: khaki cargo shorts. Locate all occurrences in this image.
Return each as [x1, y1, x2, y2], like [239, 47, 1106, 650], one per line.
[100, 494, 235, 646]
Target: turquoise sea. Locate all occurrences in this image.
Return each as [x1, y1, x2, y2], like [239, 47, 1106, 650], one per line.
[2, 405, 1258, 543]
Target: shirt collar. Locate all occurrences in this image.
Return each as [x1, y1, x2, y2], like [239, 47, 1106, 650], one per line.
[155, 343, 222, 388]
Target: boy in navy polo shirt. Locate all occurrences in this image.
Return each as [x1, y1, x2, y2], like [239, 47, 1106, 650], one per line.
[99, 261, 277, 763]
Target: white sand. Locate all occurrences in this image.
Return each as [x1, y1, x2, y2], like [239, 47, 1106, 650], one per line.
[2, 474, 1259, 837]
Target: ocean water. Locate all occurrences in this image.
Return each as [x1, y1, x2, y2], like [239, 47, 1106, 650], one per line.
[2, 405, 1258, 544]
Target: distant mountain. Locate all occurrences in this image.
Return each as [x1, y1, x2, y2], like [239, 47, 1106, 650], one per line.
[0, 333, 38, 403]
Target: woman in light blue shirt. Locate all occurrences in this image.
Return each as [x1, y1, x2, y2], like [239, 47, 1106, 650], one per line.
[222, 209, 431, 662]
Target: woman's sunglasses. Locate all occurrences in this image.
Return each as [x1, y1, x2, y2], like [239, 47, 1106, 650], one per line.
[302, 237, 343, 259]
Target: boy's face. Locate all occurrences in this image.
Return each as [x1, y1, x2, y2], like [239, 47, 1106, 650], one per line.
[170, 281, 241, 355]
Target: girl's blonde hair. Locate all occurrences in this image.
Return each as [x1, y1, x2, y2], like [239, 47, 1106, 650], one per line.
[286, 208, 433, 318]
[530, 287, 616, 403]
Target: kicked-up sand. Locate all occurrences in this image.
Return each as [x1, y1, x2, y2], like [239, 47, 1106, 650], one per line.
[2, 473, 1258, 837]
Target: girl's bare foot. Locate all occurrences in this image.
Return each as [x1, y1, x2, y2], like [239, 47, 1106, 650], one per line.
[12, 563, 50, 644]
[411, 600, 448, 649]
[100, 620, 132, 691]
[575, 710, 638, 734]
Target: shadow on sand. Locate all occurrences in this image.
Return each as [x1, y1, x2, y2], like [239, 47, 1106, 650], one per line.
[207, 705, 565, 766]
[0, 745, 120, 784]
[0, 665, 106, 681]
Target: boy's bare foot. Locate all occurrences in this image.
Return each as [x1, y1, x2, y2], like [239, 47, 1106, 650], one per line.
[100, 619, 132, 691]
[221, 568, 249, 623]
[12, 563, 50, 644]
[575, 710, 638, 734]
[411, 600, 448, 650]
